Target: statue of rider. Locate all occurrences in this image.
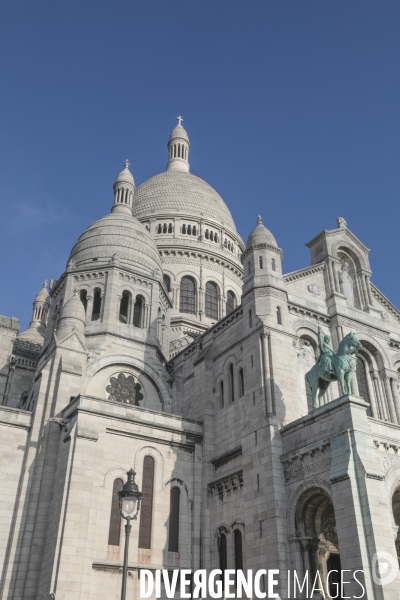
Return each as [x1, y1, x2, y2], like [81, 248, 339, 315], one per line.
[317, 322, 335, 375]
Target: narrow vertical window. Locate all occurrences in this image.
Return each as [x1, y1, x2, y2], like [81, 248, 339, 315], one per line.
[234, 530, 243, 572]
[271, 258, 276, 271]
[133, 295, 143, 327]
[80, 289, 88, 312]
[239, 368, 244, 397]
[163, 223, 167, 233]
[277, 306, 282, 325]
[138, 456, 155, 549]
[229, 363, 234, 402]
[226, 291, 237, 315]
[248, 261, 251, 274]
[219, 533, 227, 588]
[257, 474, 260, 490]
[168, 223, 173, 233]
[249, 309, 252, 328]
[168, 487, 180, 552]
[163, 274, 171, 292]
[119, 291, 130, 323]
[108, 478, 123, 545]
[91, 288, 102, 321]
[180, 276, 196, 314]
[259, 256, 263, 269]
[205, 282, 219, 320]
[220, 381, 224, 408]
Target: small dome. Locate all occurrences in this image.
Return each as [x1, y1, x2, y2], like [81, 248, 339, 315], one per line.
[114, 159, 134, 188]
[246, 216, 277, 249]
[68, 213, 162, 274]
[35, 281, 50, 303]
[169, 124, 189, 143]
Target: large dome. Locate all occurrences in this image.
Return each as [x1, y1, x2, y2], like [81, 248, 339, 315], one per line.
[132, 171, 237, 232]
[68, 213, 162, 274]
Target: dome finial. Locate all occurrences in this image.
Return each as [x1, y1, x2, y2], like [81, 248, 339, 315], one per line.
[43, 279, 48, 289]
[112, 159, 135, 214]
[166, 118, 190, 173]
[257, 215, 263, 225]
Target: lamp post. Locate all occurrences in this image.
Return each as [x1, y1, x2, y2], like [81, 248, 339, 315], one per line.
[118, 468, 142, 600]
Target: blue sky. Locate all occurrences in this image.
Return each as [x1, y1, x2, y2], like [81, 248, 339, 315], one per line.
[0, 1, 399, 330]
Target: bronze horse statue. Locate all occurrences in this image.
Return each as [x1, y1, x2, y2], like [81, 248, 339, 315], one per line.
[306, 331, 362, 410]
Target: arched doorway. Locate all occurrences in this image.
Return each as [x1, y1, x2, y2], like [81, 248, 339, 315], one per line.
[392, 486, 400, 565]
[295, 487, 342, 598]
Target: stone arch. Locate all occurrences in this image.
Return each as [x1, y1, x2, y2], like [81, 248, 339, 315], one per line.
[291, 318, 320, 336]
[101, 466, 128, 489]
[331, 241, 367, 270]
[164, 477, 191, 500]
[83, 354, 171, 406]
[288, 479, 333, 537]
[134, 445, 164, 493]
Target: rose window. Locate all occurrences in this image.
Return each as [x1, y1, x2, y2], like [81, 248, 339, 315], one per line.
[106, 373, 144, 406]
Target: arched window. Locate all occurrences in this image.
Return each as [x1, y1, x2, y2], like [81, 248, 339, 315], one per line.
[229, 363, 235, 403]
[220, 381, 224, 409]
[249, 309, 252, 328]
[163, 223, 167, 234]
[205, 229, 209, 239]
[91, 288, 102, 321]
[168, 223, 173, 233]
[163, 274, 171, 292]
[215, 234, 219, 243]
[205, 282, 219, 320]
[248, 261, 251, 274]
[218, 533, 227, 588]
[209, 231, 213, 242]
[168, 487, 180, 552]
[180, 276, 196, 314]
[239, 368, 244, 397]
[138, 456, 155, 549]
[226, 291, 237, 315]
[133, 295, 143, 328]
[259, 256, 263, 269]
[182, 224, 186, 234]
[187, 225, 192, 235]
[276, 306, 282, 325]
[224, 239, 227, 247]
[234, 529, 243, 572]
[192, 226, 196, 236]
[272, 258, 276, 271]
[119, 291, 131, 323]
[108, 478, 123, 545]
[157, 224, 162, 234]
[80, 289, 88, 312]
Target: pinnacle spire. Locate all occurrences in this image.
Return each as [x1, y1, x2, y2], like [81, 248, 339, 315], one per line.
[166, 118, 190, 173]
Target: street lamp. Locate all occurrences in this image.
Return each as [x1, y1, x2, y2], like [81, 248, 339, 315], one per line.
[118, 468, 142, 600]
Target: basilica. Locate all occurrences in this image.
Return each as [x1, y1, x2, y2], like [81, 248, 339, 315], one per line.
[0, 119, 400, 599]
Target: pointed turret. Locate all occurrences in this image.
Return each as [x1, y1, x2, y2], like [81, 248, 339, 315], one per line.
[166, 116, 190, 173]
[112, 159, 135, 214]
[18, 281, 50, 343]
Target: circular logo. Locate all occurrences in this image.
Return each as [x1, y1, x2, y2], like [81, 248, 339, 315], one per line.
[372, 551, 399, 586]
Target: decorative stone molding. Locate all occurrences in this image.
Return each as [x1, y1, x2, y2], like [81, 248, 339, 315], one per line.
[284, 263, 325, 283]
[371, 284, 400, 323]
[307, 283, 321, 297]
[254, 287, 287, 300]
[365, 472, 385, 481]
[208, 469, 243, 500]
[73, 272, 105, 281]
[288, 304, 330, 325]
[282, 443, 331, 483]
[329, 474, 349, 484]
[211, 445, 242, 471]
[336, 316, 389, 341]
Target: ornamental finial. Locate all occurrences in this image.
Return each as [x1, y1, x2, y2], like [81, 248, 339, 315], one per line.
[176, 115, 183, 126]
[257, 215, 263, 225]
[124, 159, 130, 169]
[43, 279, 48, 289]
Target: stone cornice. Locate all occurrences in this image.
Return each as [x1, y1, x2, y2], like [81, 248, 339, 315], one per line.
[306, 227, 370, 254]
[284, 262, 325, 283]
[241, 242, 283, 260]
[371, 284, 400, 323]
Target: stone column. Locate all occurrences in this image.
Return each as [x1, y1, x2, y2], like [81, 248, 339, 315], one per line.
[366, 275, 374, 305]
[99, 293, 105, 322]
[382, 373, 398, 424]
[85, 295, 93, 323]
[365, 368, 379, 419]
[261, 332, 273, 416]
[390, 377, 400, 423]
[327, 259, 335, 294]
[332, 260, 340, 292]
[359, 273, 369, 308]
[351, 356, 360, 396]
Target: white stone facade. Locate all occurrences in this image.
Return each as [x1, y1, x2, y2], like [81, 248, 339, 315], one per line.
[1, 122, 400, 599]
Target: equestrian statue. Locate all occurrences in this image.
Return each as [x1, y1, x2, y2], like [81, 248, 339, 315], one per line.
[305, 321, 362, 410]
